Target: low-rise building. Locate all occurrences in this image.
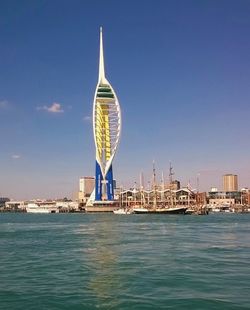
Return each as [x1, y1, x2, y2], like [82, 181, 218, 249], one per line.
[208, 191, 241, 205]
[5, 200, 26, 211]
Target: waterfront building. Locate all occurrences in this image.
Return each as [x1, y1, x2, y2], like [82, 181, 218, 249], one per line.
[165, 180, 180, 191]
[155, 180, 180, 191]
[208, 190, 241, 205]
[92, 28, 121, 203]
[119, 187, 197, 207]
[4, 201, 26, 211]
[240, 188, 250, 205]
[223, 174, 238, 192]
[78, 177, 95, 203]
[0, 197, 10, 208]
[210, 187, 218, 192]
[195, 192, 207, 205]
[79, 177, 95, 195]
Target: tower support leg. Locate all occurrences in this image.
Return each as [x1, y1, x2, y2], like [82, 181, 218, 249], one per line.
[106, 165, 114, 201]
[95, 162, 114, 201]
[95, 161, 103, 201]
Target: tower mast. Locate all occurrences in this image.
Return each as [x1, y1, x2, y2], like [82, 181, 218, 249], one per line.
[98, 27, 106, 84]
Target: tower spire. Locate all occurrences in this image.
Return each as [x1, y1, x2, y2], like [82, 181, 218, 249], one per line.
[98, 27, 106, 83]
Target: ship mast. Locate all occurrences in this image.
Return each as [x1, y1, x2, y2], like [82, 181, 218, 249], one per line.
[161, 171, 165, 203]
[169, 162, 174, 207]
[153, 161, 157, 209]
[140, 171, 145, 206]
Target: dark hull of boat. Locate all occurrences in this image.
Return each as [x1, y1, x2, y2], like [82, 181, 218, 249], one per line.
[134, 207, 187, 214]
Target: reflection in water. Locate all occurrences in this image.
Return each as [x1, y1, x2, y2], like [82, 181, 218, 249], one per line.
[83, 216, 122, 308]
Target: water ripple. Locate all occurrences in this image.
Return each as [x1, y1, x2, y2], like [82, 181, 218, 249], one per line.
[0, 213, 250, 309]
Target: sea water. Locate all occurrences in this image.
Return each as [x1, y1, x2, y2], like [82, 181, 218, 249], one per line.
[0, 213, 249, 309]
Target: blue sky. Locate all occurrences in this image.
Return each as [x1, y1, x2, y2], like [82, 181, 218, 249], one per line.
[1, 0, 250, 199]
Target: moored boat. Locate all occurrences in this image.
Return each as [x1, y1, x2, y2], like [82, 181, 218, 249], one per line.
[26, 203, 50, 213]
[133, 207, 149, 214]
[26, 203, 58, 213]
[164, 206, 188, 214]
[133, 206, 187, 214]
[113, 208, 132, 214]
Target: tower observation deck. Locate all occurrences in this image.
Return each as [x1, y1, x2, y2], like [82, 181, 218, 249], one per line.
[92, 28, 121, 203]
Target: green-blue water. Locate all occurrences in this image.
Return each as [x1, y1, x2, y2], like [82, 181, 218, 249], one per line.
[0, 213, 249, 310]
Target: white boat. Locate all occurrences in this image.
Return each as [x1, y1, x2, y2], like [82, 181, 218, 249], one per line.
[113, 208, 132, 214]
[133, 207, 149, 214]
[185, 208, 196, 215]
[211, 207, 221, 213]
[165, 206, 188, 214]
[26, 203, 57, 213]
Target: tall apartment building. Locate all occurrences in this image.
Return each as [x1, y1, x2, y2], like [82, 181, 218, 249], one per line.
[223, 174, 238, 192]
[164, 180, 181, 191]
[78, 177, 95, 203]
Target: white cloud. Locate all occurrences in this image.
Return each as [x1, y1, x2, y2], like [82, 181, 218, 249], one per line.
[37, 102, 64, 113]
[48, 103, 64, 113]
[0, 100, 8, 109]
[11, 154, 21, 159]
[83, 115, 91, 122]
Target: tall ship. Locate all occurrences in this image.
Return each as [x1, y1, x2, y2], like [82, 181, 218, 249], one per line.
[133, 162, 188, 214]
